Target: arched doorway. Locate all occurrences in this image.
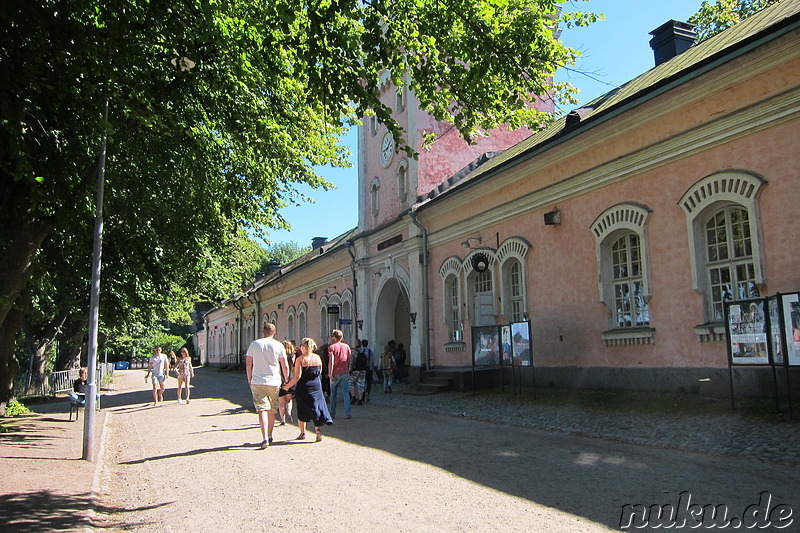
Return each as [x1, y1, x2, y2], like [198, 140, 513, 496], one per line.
[373, 277, 411, 358]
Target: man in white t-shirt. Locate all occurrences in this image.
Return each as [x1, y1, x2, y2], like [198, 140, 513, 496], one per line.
[146, 346, 169, 406]
[246, 323, 289, 449]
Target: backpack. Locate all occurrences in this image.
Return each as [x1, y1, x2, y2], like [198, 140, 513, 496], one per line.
[353, 348, 368, 371]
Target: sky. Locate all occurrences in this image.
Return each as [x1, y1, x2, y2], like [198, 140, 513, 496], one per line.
[265, 0, 705, 249]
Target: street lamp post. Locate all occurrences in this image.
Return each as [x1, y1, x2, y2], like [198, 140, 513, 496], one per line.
[83, 96, 109, 461]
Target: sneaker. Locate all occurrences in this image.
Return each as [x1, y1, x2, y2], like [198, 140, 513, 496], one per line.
[260, 439, 269, 449]
[268, 437, 274, 445]
[177, 400, 184, 405]
[357, 400, 363, 406]
[346, 415, 352, 419]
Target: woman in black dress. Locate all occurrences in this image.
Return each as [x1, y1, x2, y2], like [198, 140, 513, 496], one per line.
[281, 338, 332, 442]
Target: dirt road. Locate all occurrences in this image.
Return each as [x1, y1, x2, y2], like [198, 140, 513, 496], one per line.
[85, 369, 799, 532]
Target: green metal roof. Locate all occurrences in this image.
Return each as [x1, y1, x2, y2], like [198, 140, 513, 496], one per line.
[427, 0, 800, 199]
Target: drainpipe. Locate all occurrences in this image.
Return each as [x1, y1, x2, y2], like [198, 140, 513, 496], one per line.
[203, 316, 210, 366]
[410, 210, 431, 371]
[346, 239, 359, 341]
[233, 299, 243, 366]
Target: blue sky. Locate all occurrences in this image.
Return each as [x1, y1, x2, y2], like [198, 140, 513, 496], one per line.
[265, 0, 704, 249]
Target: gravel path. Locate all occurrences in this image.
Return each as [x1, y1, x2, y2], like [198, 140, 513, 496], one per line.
[86, 369, 799, 532]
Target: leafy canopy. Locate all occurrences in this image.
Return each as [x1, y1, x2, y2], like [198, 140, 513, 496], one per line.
[688, 0, 781, 41]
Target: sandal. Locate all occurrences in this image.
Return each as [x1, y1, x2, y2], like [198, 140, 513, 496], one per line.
[295, 433, 306, 440]
[315, 429, 322, 442]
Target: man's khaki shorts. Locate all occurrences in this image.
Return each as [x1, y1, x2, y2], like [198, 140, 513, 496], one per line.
[250, 384, 280, 414]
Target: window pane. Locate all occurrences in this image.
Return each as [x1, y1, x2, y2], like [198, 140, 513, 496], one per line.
[609, 233, 649, 328]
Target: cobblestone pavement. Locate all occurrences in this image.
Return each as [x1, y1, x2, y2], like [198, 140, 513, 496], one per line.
[368, 381, 800, 467]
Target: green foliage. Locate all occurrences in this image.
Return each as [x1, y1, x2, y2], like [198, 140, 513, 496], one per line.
[3, 400, 30, 417]
[689, 0, 780, 41]
[108, 330, 187, 360]
[262, 242, 311, 268]
[0, 0, 600, 399]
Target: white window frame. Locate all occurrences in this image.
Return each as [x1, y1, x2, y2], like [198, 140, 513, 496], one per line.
[592, 203, 654, 346]
[397, 159, 408, 203]
[298, 303, 307, 340]
[370, 177, 380, 216]
[439, 257, 464, 345]
[679, 171, 765, 341]
[496, 237, 530, 323]
[286, 306, 296, 343]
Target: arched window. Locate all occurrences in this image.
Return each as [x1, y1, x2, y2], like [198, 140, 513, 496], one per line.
[704, 206, 759, 320]
[370, 178, 380, 216]
[397, 160, 408, 203]
[439, 257, 463, 343]
[497, 238, 530, 323]
[287, 306, 296, 343]
[320, 303, 328, 340]
[592, 203, 653, 345]
[298, 304, 307, 340]
[396, 86, 405, 113]
[679, 171, 765, 337]
[610, 233, 649, 328]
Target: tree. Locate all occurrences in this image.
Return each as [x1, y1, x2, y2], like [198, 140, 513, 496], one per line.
[688, 0, 780, 41]
[0, 0, 599, 407]
[262, 242, 311, 269]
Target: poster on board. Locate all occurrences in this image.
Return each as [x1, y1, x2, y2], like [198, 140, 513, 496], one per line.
[510, 321, 532, 367]
[767, 296, 784, 365]
[472, 326, 500, 367]
[501, 325, 512, 365]
[781, 292, 800, 366]
[727, 299, 769, 365]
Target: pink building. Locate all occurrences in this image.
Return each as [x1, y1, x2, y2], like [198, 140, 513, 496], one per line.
[203, 1, 800, 395]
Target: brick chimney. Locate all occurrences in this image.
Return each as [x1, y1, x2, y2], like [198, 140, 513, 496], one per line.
[649, 20, 696, 66]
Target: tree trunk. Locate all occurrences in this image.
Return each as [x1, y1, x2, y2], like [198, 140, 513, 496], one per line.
[0, 216, 56, 329]
[0, 289, 31, 408]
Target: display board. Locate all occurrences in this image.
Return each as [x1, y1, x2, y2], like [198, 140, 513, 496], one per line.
[780, 292, 800, 366]
[510, 321, 533, 367]
[471, 325, 500, 367]
[726, 298, 770, 365]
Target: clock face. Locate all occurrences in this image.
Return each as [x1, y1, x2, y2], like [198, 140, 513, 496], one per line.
[380, 132, 395, 168]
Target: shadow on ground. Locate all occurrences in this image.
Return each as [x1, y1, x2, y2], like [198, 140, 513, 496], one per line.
[0, 490, 170, 532]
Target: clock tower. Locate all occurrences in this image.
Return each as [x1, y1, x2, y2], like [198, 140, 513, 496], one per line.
[357, 72, 547, 234]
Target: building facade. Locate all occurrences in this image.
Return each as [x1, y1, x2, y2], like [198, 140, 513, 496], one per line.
[203, 1, 800, 395]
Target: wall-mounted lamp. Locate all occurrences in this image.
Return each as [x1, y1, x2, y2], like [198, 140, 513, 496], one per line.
[308, 291, 316, 300]
[323, 285, 337, 295]
[409, 312, 417, 325]
[543, 209, 561, 226]
[523, 311, 529, 320]
[461, 236, 482, 248]
[356, 320, 363, 330]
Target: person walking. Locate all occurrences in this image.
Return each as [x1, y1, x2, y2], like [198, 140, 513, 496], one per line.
[282, 337, 332, 442]
[145, 346, 169, 406]
[360, 339, 376, 403]
[350, 340, 368, 405]
[278, 340, 297, 425]
[175, 347, 194, 404]
[395, 343, 407, 384]
[245, 323, 290, 449]
[380, 344, 396, 393]
[327, 329, 352, 420]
